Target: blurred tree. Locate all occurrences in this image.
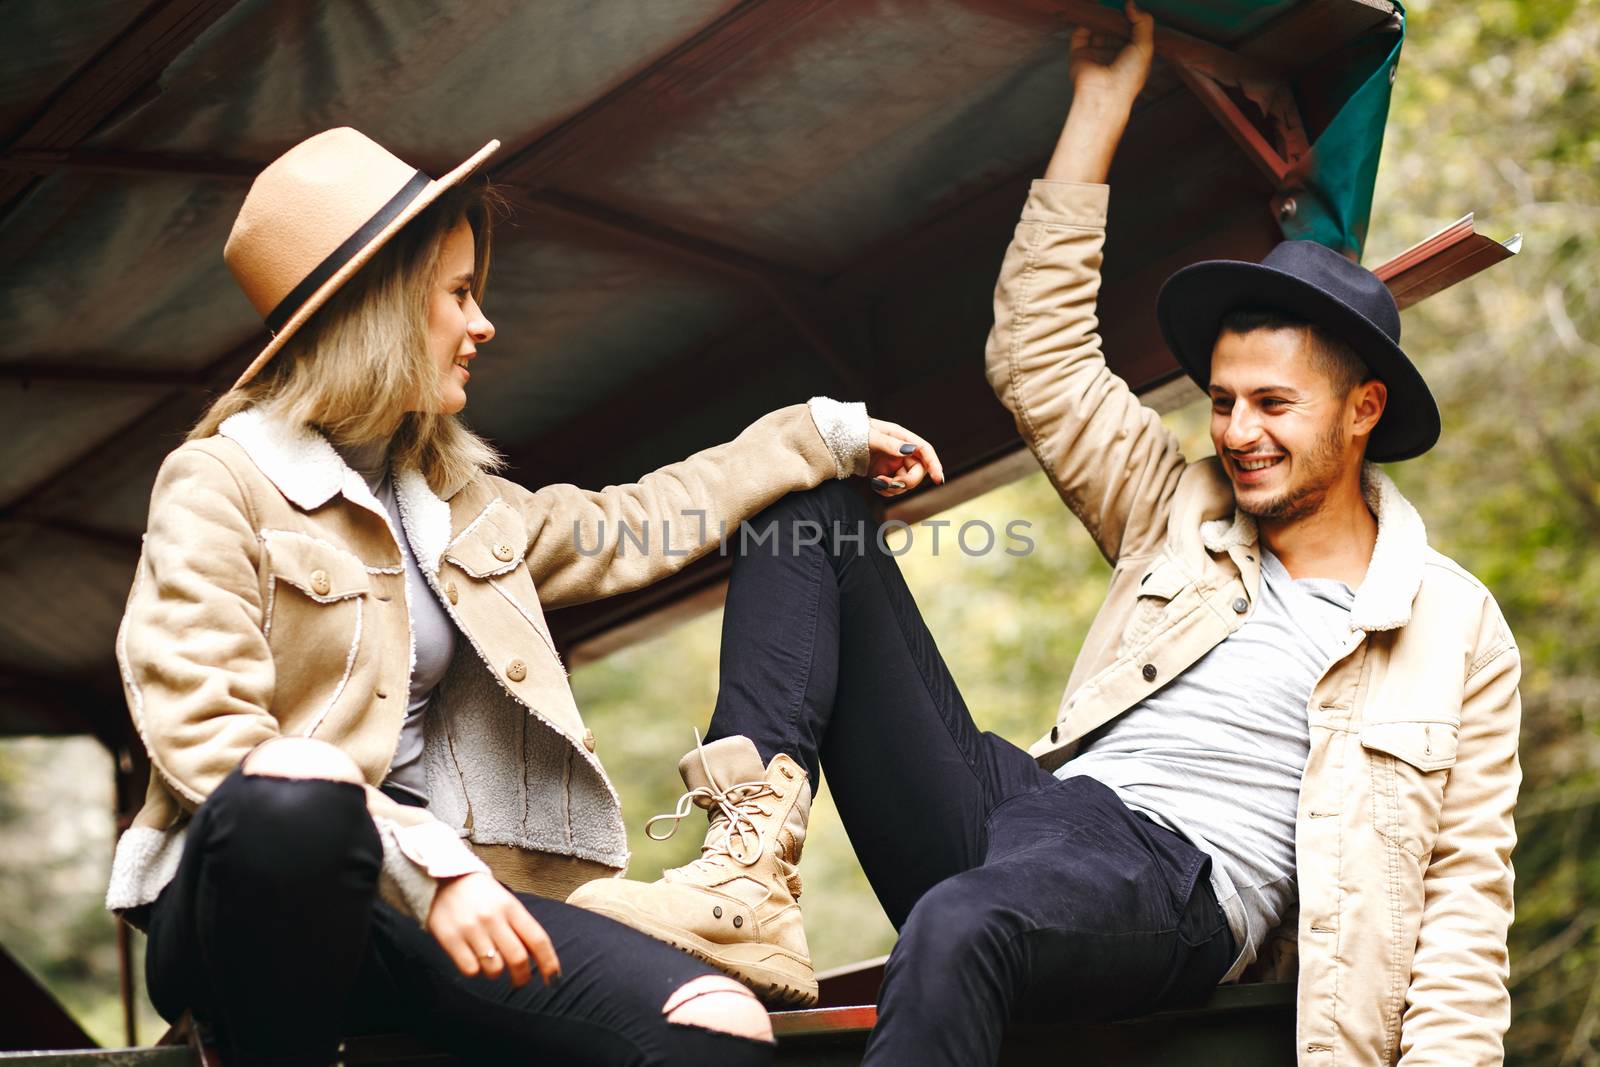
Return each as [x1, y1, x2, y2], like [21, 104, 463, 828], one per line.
[1369, 1, 1600, 1062]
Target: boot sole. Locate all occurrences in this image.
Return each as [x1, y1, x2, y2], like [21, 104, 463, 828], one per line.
[582, 903, 819, 1009]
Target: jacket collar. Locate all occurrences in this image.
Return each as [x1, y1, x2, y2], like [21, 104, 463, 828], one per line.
[218, 407, 457, 574]
[1199, 461, 1427, 633]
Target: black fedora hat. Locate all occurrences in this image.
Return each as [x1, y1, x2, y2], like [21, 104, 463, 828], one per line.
[1155, 241, 1439, 462]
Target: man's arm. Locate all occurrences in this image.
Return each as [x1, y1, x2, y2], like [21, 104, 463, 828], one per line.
[1399, 624, 1522, 1065]
[985, 4, 1186, 565]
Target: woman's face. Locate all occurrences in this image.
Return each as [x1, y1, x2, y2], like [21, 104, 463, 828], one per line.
[426, 218, 494, 415]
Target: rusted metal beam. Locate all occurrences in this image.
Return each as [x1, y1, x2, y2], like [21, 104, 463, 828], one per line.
[1373, 213, 1521, 310]
[0, 337, 257, 516]
[0, 360, 212, 387]
[520, 190, 819, 290]
[1171, 62, 1309, 192]
[0, 147, 258, 181]
[495, 0, 839, 188]
[0, 0, 242, 222]
[517, 189, 867, 396]
[1237, 0, 1397, 67]
[963, 0, 1290, 82]
[0, 669, 117, 741]
[0, 942, 98, 1051]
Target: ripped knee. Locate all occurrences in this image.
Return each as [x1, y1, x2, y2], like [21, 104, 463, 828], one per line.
[663, 975, 773, 1043]
[242, 736, 363, 784]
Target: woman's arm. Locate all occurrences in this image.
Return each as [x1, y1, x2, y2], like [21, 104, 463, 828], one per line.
[119, 445, 280, 805]
[515, 398, 941, 611]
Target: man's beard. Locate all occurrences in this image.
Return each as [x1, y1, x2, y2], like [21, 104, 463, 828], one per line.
[1237, 421, 1348, 523]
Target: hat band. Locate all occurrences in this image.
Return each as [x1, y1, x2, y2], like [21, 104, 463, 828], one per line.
[264, 168, 431, 335]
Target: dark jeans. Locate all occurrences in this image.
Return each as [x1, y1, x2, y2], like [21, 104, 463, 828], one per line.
[137, 766, 772, 1067]
[705, 481, 1237, 1067]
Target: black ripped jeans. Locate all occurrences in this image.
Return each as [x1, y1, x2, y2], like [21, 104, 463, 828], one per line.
[705, 481, 1237, 1067]
[136, 765, 772, 1067]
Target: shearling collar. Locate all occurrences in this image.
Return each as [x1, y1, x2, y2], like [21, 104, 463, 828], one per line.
[1199, 461, 1428, 633]
[218, 407, 457, 574]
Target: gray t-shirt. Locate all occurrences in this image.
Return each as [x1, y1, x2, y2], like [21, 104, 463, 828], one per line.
[334, 440, 455, 806]
[1057, 549, 1354, 978]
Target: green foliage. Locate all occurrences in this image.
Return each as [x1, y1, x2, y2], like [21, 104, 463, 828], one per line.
[1371, 2, 1600, 1061]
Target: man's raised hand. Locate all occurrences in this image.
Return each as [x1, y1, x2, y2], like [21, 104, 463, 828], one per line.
[1045, 1, 1155, 185]
[1070, 1, 1155, 110]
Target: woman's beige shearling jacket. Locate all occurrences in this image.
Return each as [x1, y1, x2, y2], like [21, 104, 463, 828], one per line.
[107, 398, 869, 926]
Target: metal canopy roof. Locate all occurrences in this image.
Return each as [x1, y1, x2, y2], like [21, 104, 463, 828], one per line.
[1, 0, 1517, 749]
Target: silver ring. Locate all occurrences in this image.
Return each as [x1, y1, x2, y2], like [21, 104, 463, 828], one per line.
[478, 947, 498, 961]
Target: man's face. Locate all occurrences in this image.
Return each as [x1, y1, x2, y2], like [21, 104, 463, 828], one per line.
[1207, 327, 1366, 523]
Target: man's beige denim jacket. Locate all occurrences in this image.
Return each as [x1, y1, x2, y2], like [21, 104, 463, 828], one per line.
[107, 398, 868, 928]
[987, 180, 1521, 1066]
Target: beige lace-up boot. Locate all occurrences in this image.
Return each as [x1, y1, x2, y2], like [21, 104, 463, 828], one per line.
[567, 735, 817, 1007]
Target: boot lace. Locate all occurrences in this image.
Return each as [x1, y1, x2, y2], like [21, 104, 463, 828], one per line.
[644, 731, 777, 868]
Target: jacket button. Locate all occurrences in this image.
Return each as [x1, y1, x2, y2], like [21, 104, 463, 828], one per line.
[1050, 725, 1060, 743]
[375, 688, 388, 700]
[1142, 663, 1158, 682]
[1233, 597, 1248, 614]
[310, 569, 331, 596]
[583, 729, 596, 753]
[493, 543, 514, 563]
[506, 658, 527, 683]
[445, 582, 459, 605]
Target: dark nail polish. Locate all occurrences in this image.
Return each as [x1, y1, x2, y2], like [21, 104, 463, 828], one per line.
[899, 443, 917, 455]
[548, 971, 562, 986]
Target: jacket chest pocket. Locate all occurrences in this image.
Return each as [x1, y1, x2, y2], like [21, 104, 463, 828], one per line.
[260, 530, 371, 734]
[1117, 557, 1191, 657]
[1359, 719, 1459, 860]
[443, 503, 560, 660]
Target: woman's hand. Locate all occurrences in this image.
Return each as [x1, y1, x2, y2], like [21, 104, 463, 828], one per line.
[427, 871, 560, 988]
[867, 418, 945, 498]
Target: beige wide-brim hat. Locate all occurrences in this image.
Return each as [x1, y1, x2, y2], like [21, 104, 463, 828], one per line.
[223, 127, 500, 390]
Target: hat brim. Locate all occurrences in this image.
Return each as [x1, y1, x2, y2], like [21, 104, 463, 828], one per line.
[229, 137, 501, 391]
[1154, 259, 1439, 462]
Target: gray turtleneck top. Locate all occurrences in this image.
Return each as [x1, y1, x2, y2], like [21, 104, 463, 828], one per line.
[334, 438, 455, 805]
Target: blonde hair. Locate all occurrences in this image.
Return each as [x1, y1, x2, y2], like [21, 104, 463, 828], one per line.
[191, 179, 511, 493]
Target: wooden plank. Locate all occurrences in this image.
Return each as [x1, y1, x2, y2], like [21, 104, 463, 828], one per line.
[771, 1005, 878, 1039]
